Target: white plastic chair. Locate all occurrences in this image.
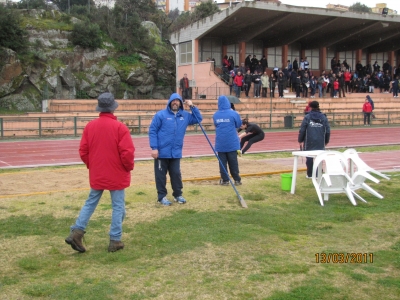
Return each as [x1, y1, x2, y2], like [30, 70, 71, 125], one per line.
[343, 148, 390, 201]
[311, 151, 356, 206]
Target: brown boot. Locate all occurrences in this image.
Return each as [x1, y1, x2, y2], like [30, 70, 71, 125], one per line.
[108, 240, 124, 252]
[65, 229, 86, 253]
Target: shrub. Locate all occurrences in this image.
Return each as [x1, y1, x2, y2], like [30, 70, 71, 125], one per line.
[0, 6, 28, 52]
[70, 21, 102, 49]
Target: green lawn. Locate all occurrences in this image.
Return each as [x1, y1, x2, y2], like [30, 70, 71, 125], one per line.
[0, 162, 399, 299]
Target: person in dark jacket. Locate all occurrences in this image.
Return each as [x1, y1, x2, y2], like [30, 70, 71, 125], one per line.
[243, 70, 253, 98]
[149, 93, 202, 206]
[269, 72, 276, 97]
[277, 72, 285, 98]
[298, 101, 330, 178]
[238, 118, 265, 154]
[213, 95, 242, 186]
[65, 92, 135, 253]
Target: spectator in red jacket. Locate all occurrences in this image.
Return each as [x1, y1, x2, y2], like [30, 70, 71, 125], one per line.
[344, 69, 352, 93]
[362, 98, 373, 126]
[233, 71, 244, 98]
[65, 92, 135, 253]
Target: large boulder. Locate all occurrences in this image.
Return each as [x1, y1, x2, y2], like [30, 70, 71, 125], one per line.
[0, 48, 24, 97]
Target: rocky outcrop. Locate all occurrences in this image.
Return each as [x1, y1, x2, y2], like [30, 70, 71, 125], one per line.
[0, 10, 176, 111]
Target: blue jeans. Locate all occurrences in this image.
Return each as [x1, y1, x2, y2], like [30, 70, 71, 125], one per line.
[317, 84, 323, 97]
[71, 189, 126, 241]
[218, 151, 241, 182]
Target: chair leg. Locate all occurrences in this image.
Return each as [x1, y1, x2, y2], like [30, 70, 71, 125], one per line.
[361, 183, 384, 199]
[351, 191, 367, 203]
[344, 185, 357, 206]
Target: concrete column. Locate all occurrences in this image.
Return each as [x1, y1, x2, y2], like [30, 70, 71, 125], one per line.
[263, 48, 269, 72]
[367, 52, 372, 66]
[388, 51, 395, 69]
[192, 39, 199, 82]
[282, 45, 288, 69]
[222, 45, 227, 58]
[319, 47, 327, 72]
[355, 49, 362, 64]
[301, 49, 305, 61]
[239, 42, 246, 65]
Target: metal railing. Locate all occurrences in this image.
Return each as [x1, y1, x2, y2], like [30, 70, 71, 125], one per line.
[1, 111, 399, 139]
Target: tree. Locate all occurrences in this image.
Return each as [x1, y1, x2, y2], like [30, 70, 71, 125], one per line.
[349, 2, 372, 13]
[0, 6, 28, 52]
[191, 0, 220, 22]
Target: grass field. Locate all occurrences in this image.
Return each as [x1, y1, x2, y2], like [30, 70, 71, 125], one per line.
[0, 153, 399, 299]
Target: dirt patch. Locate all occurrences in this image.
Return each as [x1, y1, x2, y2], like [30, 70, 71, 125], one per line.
[0, 157, 295, 196]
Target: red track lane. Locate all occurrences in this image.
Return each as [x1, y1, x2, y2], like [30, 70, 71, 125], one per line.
[0, 127, 399, 170]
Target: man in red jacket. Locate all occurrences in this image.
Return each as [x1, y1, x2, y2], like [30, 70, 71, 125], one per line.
[65, 92, 135, 253]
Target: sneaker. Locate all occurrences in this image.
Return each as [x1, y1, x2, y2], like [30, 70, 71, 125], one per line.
[219, 179, 229, 186]
[306, 175, 312, 179]
[158, 197, 172, 206]
[235, 181, 242, 186]
[237, 150, 242, 157]
[174, 196, 186, 204]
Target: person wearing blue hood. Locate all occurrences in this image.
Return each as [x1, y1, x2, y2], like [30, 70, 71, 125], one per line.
[213, 95, 242, 186]
[149, 93, 202, 206]
[298, 100, 331, 178]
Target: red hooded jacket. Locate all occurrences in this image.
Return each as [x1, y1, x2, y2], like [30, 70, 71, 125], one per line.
[79, 113, 135, 190]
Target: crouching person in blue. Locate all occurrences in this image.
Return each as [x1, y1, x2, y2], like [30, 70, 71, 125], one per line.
[149, 93, 202, 206]
[298, 100, 330, 178]
[213, 95, 242, 186]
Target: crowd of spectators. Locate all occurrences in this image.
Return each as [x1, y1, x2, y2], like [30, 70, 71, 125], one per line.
[221, 55, 400, 99]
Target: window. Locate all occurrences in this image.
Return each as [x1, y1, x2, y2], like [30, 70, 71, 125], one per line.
[267, 47, 282, 68]
[199, 38, 221, 65]
[326, 48, 335, 70]
[179, 41, 192, 65]
[339, 50, 356, 71]
[370, 52, 388, 66]
[288, 43, 301, 66]
[304, 48, 319, 70]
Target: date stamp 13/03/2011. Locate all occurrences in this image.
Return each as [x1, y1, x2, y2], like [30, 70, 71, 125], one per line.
[315, 253, 373, 264]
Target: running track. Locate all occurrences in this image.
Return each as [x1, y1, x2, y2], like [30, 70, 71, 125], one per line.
[0, 127, 399, 171]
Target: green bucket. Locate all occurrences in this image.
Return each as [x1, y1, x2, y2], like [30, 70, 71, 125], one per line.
[280, 173, 292, 191]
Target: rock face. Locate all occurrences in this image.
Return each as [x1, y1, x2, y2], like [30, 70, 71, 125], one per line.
[0, 10, 176, 111]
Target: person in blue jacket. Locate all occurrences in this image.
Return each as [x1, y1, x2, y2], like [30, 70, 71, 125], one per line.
[213, 95, 242, 186]
[149, 93, 202, 206]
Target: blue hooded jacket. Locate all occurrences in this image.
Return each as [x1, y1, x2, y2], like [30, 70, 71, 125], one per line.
[149, 93, 202, 158]
[213, 95, 242, 152]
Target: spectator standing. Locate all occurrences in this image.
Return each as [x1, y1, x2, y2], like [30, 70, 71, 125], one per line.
[243, 70, 252, 98]
[245, 55, 252, 70]
[309, 75, 317, 98]
[253, 71, 261, 98]
[392, 76, 399, 98]
[338, 72, 346, 98]
[344, 69, 352, 93]
[65, 93, 135, 253]
[228, 56, 235, 71]
[179, 73, 191, 100]
[149, 93, 202, 206]
[238, 62, 246, 75]
[213, 95, 242, 186]
[238, 118, 265, 155]
[304, 57, 309, 70]
[302, 73, 310, 98]
[333, 78, 339, 98]
[269, 72, 276, 97]
[233, 71, 244, 98]
[277, 72, 285, 98]
[293, 57, 299, 72]
[362, 98, 373, 126]
[228, 69, 235, 95]
[251, 55, 258, 73]
[260, 55, 268, 72]
[298, 101, 330, 178]
[261, 71, 269, 98]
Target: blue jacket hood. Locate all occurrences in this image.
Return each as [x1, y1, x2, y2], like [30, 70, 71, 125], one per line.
[218, 95, 231, 110]
[167, 93, 184, 111]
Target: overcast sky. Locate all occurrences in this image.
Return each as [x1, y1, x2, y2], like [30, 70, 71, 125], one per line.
[280, 1, 400, 13]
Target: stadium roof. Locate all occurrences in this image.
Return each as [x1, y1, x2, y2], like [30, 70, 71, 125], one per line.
[170, 1, 400, 52]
